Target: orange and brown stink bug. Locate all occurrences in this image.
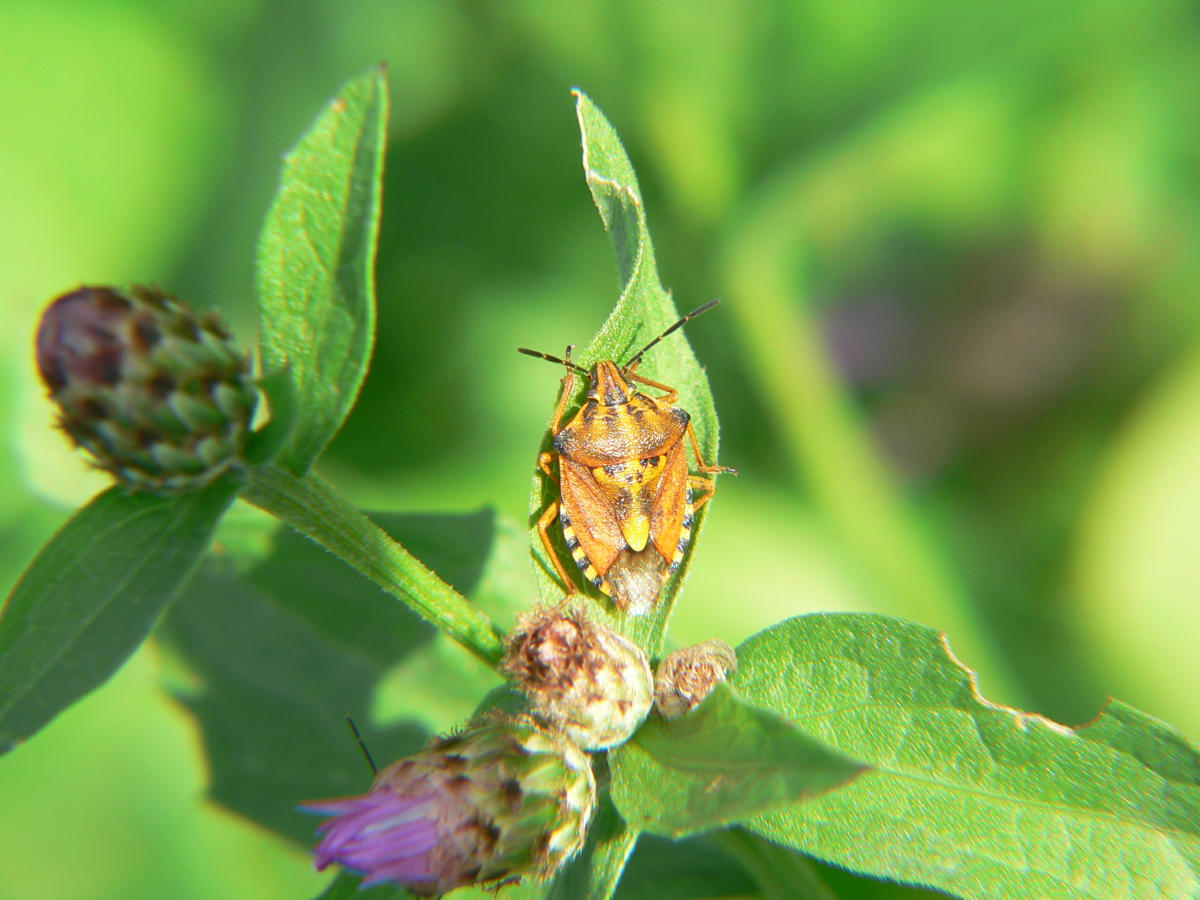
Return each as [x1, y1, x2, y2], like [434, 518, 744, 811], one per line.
[519, 299, 736, 616]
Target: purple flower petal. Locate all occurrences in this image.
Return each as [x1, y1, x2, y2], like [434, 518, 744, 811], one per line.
[302, 789, 441, 885]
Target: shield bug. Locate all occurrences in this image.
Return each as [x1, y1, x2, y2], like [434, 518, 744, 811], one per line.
[519, 299, 736, 616]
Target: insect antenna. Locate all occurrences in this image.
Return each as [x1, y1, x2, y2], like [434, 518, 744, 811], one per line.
[623, 298, 722, 372]
[517, 345, 590, 376]
[345, 714, 378, 776]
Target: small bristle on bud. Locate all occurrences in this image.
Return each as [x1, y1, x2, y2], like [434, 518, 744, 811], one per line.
[503, 605, 653, 750]
[654, 638, 738, 719]
[303, 716, 595, 894]
[35, 285, 256, 492]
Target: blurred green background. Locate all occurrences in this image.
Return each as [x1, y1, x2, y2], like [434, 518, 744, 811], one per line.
[3, 0, 1200, 897]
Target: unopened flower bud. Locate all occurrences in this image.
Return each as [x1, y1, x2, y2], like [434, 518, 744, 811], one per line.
[35, 285, 256, 492]
[654, 638, 738, 719]
[303, 717, 595, 894]
[503, 605, 653, 750]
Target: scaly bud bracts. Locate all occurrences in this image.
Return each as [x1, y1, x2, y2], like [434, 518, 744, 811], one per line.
[503, 605, 653, 750]
[36, 285, 256, 491]
[304, 717, 595, 894]
[654, 638, 738, 719]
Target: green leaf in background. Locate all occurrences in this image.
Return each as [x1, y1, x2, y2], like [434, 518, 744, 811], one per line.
[0, 476, 239, 753]
[1075, 345, 1200, 739]
[713, 829, 840, 900]
[732, 613, 1200, 900]
[314, 871, 408, 899]
[612, 833, 757, 900]
[717, 142, 1015, 703]
[609, 684, 866, 838]
[256, 66, 388, 475]
[159, 509, 506, 844]
[529, 91, 725, 657]
[714, 829, 953, 900]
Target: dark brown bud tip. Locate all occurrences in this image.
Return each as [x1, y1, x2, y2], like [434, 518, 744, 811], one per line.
[36, 286, 133, 393]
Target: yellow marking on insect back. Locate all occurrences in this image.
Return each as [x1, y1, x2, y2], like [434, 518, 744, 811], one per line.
[589, 453, 669, 553]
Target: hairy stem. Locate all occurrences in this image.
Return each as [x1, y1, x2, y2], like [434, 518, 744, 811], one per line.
[242, 464, 505, 666]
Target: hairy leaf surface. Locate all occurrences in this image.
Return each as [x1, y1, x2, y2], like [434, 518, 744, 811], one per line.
[734, 613, 1200, 900]
[610, 685, 866, 837]
[256, 67, 388, 474]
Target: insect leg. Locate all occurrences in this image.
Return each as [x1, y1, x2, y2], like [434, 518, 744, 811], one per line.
[625, 371, 679, 406]
[537, 451, 558, 483]
[685, 421, 738, 475]
[688, 474, 716, 512]
[537, 495, 580, 595]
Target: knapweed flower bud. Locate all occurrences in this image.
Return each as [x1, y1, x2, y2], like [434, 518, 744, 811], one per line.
[503, 605, 653, 750]
[36, 285, 256, 492]
[303, 717, 595, 894]
[654, 638, 738, 719]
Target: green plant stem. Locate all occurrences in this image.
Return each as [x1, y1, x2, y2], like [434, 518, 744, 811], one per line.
[242, 463, 505, 666]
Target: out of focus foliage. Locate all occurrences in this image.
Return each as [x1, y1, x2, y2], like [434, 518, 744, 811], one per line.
[2, 1, 1199, 898]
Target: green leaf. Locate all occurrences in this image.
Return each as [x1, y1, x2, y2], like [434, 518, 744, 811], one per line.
[0, 476, 239, 752]
[714, 829, 953, 900]
[314, 871, 408, 899]
[158, 509, 506, 843]
[256, 66, 389, 474]
[528, 91, 727, 656]
[609, 684, 866, 837]
[732, 613, 1200, 900]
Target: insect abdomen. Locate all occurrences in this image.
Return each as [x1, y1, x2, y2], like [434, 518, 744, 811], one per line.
[560, 507, 612, 595]
[668, 488, 695, 574]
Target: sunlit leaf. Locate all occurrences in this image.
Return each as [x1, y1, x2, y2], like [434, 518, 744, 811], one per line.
[733, 613, 1200, 900]
[610, 685, 865, 837]
[256, 66, 389, 474]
